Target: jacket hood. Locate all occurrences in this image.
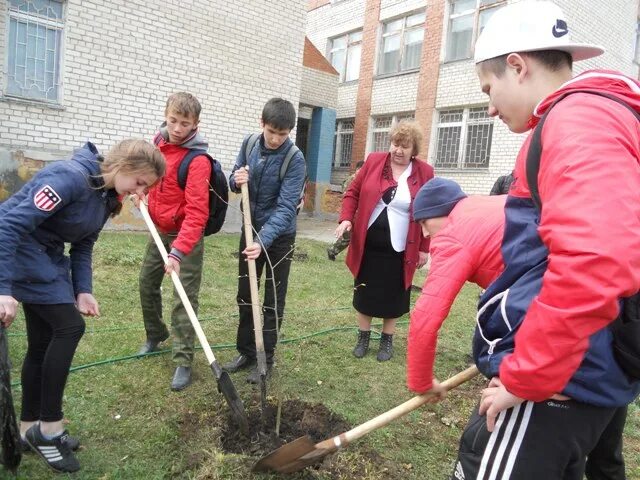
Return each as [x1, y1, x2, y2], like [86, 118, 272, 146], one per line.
[157, 122, 209, 151]
[72, 142, 105, 188]
[531, 70, 640, 128]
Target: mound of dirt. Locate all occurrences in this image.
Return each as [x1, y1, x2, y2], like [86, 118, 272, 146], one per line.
[220, 397, 351, 455]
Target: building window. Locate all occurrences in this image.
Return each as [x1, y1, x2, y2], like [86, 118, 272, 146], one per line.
[434, 107, 493, 169]
[334, 119, 355, 168]
[370, 113, 415, 153]
[6, 0, 64, 103]
[634, 19, 640, 64]
[329, 31, 362, 83]
[378, 11, 425, 75]
[446, 0, 504, 62]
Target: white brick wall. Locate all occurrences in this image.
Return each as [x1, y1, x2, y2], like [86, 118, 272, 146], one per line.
[337, 82, 359, 117]
[300, 67, 339, 108]
[0, 0, 306, 173]
[371, 72, 420, 114]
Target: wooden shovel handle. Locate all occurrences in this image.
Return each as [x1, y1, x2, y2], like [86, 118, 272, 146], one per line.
[240, 184, 266, 358]
[138, 201, 217, 365]
[316, 365, 480, 451]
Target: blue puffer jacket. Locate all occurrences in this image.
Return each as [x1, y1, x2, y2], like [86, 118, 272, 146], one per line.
[228, 135, 306, 248]
[0, 142, 119, 304]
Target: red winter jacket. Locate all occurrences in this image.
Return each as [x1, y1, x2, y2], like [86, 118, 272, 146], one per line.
[340, 152, 434, 289]
[147, 133, 211, 255]
[497, 70, 640, 402]
[407, 195, 505, 393]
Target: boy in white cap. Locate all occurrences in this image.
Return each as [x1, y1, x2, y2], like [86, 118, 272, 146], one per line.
[451, 1, 640, 479]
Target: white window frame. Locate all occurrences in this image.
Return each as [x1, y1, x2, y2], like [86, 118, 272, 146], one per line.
[369, 113, 415, 154]
[445, 0, 505, 62]
[5, 0, 65, 103]
[377, 11, 426, 76]
[433, 106, 493, 170]
[328, 30, 362, 83]
[333, 118, 355, 169]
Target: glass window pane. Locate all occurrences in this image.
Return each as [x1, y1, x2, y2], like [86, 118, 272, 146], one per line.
[402, 29, 423, 70]
[380, 35, 401, 74]
[332, 36, 347, 50]
[464, 123, 493, 168]
[435, 126, 462, 168]
[350, 31, 362, 43]
[406, 12, 426, 27]
[451, 0, 476, 15]
[446, 15, 473, 61]
[480, 0, 501, 6]
[331, 49, 346, 80]
[374, 116, 393, 129]
[345, 43, 361, 81]
[384, 19, 403, 34]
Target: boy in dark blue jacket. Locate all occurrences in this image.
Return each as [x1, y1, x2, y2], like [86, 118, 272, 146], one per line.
[223, 98, 306, 383]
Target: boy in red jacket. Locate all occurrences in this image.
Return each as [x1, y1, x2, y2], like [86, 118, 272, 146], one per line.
[137, 92, 212, 391]
[450, 2, 640, 479]
[407, 178, 505, 397]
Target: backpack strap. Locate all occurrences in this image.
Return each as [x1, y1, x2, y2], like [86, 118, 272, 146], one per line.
[279, 143, 301, 181]
[177, 150, 212, 190]
[526, 90, 640, 212]
[244, 133, 261, 166]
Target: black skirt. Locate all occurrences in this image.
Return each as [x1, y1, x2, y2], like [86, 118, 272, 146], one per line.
[353, 208, 410, 318]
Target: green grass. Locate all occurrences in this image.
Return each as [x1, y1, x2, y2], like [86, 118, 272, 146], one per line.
[5, 232, 640, 479]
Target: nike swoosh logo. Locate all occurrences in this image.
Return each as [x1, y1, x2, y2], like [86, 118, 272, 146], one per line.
[552, 26, 568, 37]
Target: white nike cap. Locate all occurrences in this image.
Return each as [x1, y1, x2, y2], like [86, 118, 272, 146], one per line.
[474, 1, 604, 64]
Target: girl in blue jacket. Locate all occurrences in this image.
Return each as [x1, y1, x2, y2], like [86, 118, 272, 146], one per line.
[0, 139, 165, 473]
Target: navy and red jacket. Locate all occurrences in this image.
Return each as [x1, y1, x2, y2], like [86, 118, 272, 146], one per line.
[475, 70, 640, 407]
[0, 142, 120, 304]
[340, 152, 434, 289]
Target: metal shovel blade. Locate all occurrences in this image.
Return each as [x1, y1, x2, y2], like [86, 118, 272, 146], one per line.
[211, 363, 249, 434]
[252, 435, 316, 472]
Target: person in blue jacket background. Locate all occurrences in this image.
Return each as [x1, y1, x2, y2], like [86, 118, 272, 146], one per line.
[0, 139, 165, 474]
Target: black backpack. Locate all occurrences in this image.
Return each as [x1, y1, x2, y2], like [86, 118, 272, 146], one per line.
[244, 133, 307, 214]
[153, 135, 229, 235]
[526, 90, 640, 380]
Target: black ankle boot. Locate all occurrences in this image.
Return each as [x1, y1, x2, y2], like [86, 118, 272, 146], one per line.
[377, 333, 393, 362]
[352, 330, 371, 358]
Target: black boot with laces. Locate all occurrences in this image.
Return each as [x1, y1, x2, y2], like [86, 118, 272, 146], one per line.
[377, 333, 394, 362]
[352, 330, 371, 358]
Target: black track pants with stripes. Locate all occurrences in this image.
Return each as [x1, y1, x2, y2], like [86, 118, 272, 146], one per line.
[451, 400, 618, 480]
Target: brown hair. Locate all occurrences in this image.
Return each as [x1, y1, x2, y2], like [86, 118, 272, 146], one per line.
[165, 92, 202, 121]
[479, 50, 573, 78]
[389, 120, 423, 157]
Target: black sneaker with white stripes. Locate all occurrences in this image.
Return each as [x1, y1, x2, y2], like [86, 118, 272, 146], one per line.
[21, 432, 80, 453]
[25, 424, 80, 473]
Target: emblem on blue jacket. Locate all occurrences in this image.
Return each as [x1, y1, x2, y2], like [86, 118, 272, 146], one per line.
[33, 185, 62, 212]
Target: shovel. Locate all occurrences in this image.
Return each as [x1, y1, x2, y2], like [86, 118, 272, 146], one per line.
[240, 183, 269, 410]
[253, 365, 480, 473]
[138, 201, 249, 432]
